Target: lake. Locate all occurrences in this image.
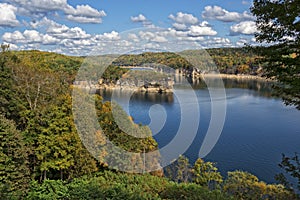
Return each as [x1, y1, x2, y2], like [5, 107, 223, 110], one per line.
[99, 77, 300, 183]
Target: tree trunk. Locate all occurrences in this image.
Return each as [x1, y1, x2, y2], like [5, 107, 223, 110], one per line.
[43, 170, 47, 180]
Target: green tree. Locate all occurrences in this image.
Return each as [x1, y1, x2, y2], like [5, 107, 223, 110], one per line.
[251, 0, 300, 109]
[160, 182, 231, 200]
[223, 171, 296, 200]
[0, 45, 24, 123]
[26, 180, 68, 200]
[0, 114, 30, 198]
[35, 94, 98, 181]
[93, 94, 160, 173]
[12, 62, 64, 112]
[192, 158, 223, 188]
[275, 153, 300, 191]
[164, 155, 192, 183]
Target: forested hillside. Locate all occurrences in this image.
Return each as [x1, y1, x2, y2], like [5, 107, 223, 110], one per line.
[111, 48, 261, 75]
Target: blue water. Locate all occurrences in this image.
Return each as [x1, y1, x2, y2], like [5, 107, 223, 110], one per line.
[99, 79, 300, 183]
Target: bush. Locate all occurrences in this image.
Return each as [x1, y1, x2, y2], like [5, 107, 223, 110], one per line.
[160, 183, 232, 200]
[26, 180, 68, 200]
[223, 171, 297, 200]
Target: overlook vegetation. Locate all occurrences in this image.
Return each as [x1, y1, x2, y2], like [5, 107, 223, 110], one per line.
[0, 45, 299, 199]
[251, 0, 300, 109]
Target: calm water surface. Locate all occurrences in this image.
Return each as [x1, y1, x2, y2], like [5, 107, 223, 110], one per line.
[100, 78, 300, 183]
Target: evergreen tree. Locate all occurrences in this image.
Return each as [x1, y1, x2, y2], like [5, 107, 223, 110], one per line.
[0, 44, 23, 122]
[0, 114, 30, 198]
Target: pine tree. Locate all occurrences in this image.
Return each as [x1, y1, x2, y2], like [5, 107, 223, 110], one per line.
[0, 114, 30, 198]
[0, 44, 23, 122]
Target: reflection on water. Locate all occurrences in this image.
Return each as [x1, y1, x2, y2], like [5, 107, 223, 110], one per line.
[98, 77, 275, 103]
[98, 88, 174, 103]
[189, 77, 274, 98]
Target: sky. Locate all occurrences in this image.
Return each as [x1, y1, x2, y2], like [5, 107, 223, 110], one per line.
[0, 0, 259, 55]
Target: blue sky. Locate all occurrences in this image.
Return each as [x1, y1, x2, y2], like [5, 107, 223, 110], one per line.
[0, 0, 258, 55]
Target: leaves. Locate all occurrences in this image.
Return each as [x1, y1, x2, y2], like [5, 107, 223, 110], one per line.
[275, 153, 300, 191]
[164, 155, 192, 183]
[192, 158, 223, 188]
[223, 171, 296, 199]
[34, 94, 98, 180]
[0, 114, 30, 197]
[251, 0, 300, 109]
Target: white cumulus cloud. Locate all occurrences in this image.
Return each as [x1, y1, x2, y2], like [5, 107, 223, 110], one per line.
[127, 33, 139, 42]
[169, 12, 198, 25]
[102, 31, 120, 40]
[2, 29, 58, 45]
[152, 35, 168, 43]
[30, 18, 91, 39]
[65, 4, 106, 23]
[23, 30, 42, 43]
[2, 31, 25, 43]
[172, 23, 187, 31]
[42, 34, 60, 45]
[59, 27, 91, 39]
[130, 14, 153, 27]
[230, 21, 257, 35]
[8, 0, 106, 23]
[95, 31, 121, 41]
[131, 14, 147, 22]
[139, 31, 155, 41]
[202, 5, 254, 22]
[188, 22, 217, 36]
[9, 0, 68, 16]
[138, 31, 168, 43]
[212, 37, 231, 44]
[0, 3, 19, 27]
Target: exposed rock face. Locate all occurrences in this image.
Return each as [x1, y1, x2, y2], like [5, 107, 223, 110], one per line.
[73, 80, 98, 90]
[98, 69, 175, 93]
[99, 79, 174, 93]
[74, 77, 174, 93]
[175, 67, 205, 77]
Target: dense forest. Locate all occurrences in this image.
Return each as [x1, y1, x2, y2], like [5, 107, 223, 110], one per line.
[111, 48, 261, 75]
[0, 46, 298, 199]
[90, 47, 264, 87]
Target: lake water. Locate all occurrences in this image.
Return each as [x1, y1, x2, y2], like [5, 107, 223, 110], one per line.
[99, 78, 300, 183]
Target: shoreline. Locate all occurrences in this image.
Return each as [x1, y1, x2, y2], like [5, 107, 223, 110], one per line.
[73, 73, 273, 92]
[193, 73, 269, 81]
[98, 84, 173, 93]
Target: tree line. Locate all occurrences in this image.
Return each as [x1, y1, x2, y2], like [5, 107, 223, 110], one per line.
[111, 48, 262, 75]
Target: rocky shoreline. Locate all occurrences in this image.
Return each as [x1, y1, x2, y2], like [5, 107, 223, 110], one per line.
[73, 73, 270, 93]
[199, 73, 268, 81]
[73, 79, 174, 94]
[98, 83, 173, 93]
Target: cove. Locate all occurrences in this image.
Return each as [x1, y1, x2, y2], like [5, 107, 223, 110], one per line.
[99, 77, 300, 183]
